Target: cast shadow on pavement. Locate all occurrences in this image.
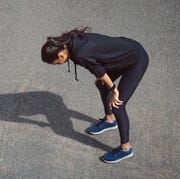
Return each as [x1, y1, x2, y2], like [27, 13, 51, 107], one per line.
[0, 91, 112, 152]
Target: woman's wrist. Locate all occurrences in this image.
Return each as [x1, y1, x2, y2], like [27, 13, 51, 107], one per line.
[113, 87, 118, 93]
[109, 83, 116, 91]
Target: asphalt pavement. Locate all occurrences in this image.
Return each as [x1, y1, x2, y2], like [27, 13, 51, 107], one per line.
[0, 0, 179, 178]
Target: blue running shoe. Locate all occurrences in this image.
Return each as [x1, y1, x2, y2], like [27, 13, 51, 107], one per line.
[101, 146, 133, 163]
[87, 117, 117, 135]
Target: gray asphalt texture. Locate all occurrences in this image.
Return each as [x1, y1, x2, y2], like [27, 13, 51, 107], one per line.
[0, 0, 179, 179]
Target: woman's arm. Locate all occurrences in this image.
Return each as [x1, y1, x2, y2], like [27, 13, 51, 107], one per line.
[98, 73, 114, 89]
[97, 73, 123, 108]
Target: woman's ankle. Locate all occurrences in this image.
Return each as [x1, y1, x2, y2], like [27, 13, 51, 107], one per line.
[121, 143, 131, 150]
[105, 114, 115, 121]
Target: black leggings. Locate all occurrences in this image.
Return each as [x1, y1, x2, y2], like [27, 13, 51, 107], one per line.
[96, 49, 149, 144]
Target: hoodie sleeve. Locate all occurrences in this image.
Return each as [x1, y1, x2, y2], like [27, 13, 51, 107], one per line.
[78, 57, 106, 78]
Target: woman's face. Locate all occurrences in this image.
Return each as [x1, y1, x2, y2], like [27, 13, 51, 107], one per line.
[53, 45, 69, 64]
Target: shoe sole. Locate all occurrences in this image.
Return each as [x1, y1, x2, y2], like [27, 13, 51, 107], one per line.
[88, 125, 118, 135]
[101, 152, 133, 164]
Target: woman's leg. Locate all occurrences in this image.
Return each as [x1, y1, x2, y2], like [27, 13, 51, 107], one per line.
[95, 71, 124, 121]
[112, 50, 149, 147]
[95, 80, 113, 117]
[87, 79, 118, 135]
[101, 50, 149, 163]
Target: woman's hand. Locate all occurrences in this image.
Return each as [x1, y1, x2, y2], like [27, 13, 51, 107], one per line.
[97, 73, 123, 108]
[110, 88, 123, 109]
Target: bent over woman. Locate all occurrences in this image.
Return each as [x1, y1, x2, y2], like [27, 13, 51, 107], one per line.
[41, 27, 149, 163]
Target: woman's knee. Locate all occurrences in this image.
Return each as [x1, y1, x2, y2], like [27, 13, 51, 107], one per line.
[112, 103, 126, 114]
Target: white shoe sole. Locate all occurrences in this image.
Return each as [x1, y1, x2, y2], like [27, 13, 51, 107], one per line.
[88, 125, 118, 135]
[102, 152, 133, 164]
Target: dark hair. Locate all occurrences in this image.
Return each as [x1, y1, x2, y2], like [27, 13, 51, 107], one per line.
[41, 27, 91, 64]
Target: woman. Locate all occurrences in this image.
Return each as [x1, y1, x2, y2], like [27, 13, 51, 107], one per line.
[41, 27, 149, 163]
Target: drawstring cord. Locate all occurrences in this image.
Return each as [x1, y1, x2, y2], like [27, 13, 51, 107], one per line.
[74, 63, 79, 81]
[67, 59, 79, 81]
[67, 38, 79, 81]
[68, 59, 70, 72]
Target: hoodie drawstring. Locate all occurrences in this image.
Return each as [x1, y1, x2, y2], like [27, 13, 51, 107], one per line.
[67, 59, 79, 81]
[68, 59, 70, 72]
[74, 63, 79, 81]
[68, 38, 79, 81]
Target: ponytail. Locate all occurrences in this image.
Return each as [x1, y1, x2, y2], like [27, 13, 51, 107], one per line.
[47, 27, 91, 47]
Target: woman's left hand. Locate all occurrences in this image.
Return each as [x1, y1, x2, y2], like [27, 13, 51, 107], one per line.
[110, 88, 123, 109]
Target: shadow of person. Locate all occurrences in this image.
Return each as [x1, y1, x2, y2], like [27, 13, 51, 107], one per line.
[0, 91, 112, 151]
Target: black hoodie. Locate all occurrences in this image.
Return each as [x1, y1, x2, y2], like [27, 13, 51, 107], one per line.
[68, 33, 145, 79]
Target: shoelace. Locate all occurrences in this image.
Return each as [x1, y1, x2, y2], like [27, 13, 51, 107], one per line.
[96, 118, 106, 127]
[111, 147, 122, 155]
